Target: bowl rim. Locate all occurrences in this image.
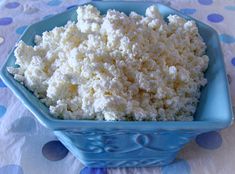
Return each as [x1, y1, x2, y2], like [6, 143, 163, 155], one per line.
[0, 1, 233, 131]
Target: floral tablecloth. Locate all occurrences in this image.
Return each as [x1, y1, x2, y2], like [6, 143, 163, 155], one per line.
[0, 0, 235, 174]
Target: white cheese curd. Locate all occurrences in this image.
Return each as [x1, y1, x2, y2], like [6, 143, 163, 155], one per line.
[8, 5, 209, 121]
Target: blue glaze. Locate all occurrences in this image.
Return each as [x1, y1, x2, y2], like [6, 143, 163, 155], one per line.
[43, 14, 54, 20]
[80, 167, 107, 174]
[227, 74, 232, 84]
[0, 1, 233, 167]
[0, 78, 7, 88]
[16, 25, 28, 35]
[67, 5, 78, 10]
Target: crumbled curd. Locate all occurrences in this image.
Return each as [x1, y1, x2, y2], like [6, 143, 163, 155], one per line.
[8, 5, 209, 121]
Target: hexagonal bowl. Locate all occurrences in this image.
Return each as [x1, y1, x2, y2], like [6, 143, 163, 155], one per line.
[0, 1, 233, 167]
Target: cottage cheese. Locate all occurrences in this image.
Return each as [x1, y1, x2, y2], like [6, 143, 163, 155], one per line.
[8, 5, 209, 121]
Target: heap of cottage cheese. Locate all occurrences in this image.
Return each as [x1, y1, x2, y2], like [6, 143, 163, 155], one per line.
[8, 5, 209, 121]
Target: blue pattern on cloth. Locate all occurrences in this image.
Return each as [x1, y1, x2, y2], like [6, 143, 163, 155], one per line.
[0, 0, 234, 174]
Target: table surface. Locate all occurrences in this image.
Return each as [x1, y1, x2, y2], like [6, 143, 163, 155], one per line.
[0, 0, 235, 174]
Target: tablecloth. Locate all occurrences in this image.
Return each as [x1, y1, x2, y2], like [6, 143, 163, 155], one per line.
[0, 0, 235, 174]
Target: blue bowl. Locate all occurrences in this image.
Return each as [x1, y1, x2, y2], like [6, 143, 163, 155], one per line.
[0, 1, 233, 167]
